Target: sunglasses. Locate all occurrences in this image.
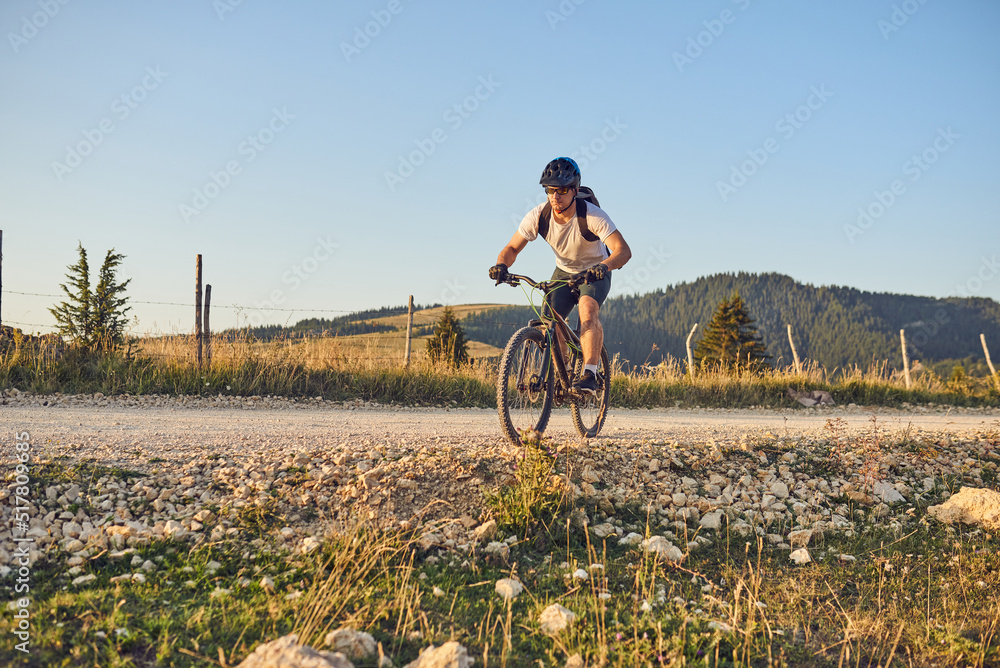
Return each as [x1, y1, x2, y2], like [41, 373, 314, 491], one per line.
[544, 186, 574, 196]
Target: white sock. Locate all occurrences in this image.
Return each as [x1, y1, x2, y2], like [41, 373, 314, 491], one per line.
[584, 364, 598, 375]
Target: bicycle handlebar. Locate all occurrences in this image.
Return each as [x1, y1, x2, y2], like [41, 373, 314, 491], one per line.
[494, 271, 589, 291]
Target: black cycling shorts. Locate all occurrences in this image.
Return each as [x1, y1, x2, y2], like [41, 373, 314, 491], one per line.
[543, 267, 612, 320]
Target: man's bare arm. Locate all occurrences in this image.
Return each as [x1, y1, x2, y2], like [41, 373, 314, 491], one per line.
[602, 231, 632, 271]
[496, 232, 529, 268]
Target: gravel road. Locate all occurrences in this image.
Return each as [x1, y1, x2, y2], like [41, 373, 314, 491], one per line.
[4, 393, 997, 473]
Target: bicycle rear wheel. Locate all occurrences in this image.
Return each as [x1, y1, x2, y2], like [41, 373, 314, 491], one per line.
[570, 345, 611, 438]
[497, 327, 553, 445]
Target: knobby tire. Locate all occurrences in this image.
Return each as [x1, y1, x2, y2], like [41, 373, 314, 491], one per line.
[497, 327, 552, 445]
[570, 345, 611, 438]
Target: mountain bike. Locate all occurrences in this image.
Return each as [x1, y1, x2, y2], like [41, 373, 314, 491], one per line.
[493, 271, 611, 445]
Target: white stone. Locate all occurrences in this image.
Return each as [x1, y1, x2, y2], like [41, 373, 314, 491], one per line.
[163, 520, 186, 538]
[790, 549, 811, 565]
[72, 574, 97, 586]
[592, 523, 616, 538]
[699, 511, 723, 531]
[495, 578, 524, 600]
[787, 529, 813, 548]
[928, 487, 1000, 530]
[873, 481, 905, 504]
[539, 604, 576, 635]
[619, 532, 643, 546]
[324, 627, 377, 660]
[237, 633, 354, 668]
[643, 536, 684, 562]
[403, 641, 473, 668]
[472, 520, 497, 541]
[484, 541, 509, 560]
[301, 536, 322, 554]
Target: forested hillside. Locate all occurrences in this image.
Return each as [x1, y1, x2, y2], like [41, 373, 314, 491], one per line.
[461, 273, 1000, 371]
[231, 304, 438, 340]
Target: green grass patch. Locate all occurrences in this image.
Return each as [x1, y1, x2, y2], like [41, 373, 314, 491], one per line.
[5, 509, 997, 667]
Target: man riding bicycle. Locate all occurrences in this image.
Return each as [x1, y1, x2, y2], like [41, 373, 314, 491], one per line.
[490, 157, 632, 396]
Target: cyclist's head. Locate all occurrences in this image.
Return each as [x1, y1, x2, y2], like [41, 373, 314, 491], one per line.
[539, 157, 581, 189]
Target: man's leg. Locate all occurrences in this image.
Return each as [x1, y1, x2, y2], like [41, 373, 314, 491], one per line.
[578, 296, 603, 367]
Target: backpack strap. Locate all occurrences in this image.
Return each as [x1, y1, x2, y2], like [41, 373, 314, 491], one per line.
[538, 203, 551, 240]
[575, 199, 600, 242]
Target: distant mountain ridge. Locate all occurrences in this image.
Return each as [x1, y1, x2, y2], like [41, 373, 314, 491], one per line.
[460, 272, 1000, 371]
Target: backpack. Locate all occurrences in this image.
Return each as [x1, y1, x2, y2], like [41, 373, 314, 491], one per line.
[537, 186, 604, 246]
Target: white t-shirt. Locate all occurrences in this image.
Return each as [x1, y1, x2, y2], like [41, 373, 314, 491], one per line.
[517, 201, 617, 273]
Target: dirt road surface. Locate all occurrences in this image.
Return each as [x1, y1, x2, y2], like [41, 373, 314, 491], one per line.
[5, 398, 998, 473]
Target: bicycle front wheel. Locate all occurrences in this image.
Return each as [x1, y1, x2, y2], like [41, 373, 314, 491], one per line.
[497, 327, 553, 445]
[570, 345, 611, 438]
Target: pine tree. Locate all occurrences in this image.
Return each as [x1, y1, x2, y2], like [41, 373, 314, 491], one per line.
[694, 293, 772, 371]
[92, 249, 132, 348]
[49, 243, 92, 345]
[426, 306, 470, 368]
[49, 243, 132, 349]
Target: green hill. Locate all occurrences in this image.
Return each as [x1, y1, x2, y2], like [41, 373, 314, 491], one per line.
[461, 272, 1000, 373]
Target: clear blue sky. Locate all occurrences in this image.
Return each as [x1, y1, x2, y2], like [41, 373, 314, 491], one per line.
[2, 0, 998, 335]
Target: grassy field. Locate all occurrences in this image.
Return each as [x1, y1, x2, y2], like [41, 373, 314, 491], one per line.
[1, 326, 998, 409]
[2, 438, 997, 667]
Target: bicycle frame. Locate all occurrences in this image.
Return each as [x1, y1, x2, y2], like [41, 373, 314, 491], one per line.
[502, 272, 589, 406]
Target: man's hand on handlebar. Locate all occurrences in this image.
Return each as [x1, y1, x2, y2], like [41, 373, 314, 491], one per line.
[585, 263, 609, 284]
[489, 263, 510, 285]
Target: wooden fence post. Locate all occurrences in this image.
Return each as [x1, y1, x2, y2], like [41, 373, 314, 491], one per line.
[787, 324, 802, 374]
[982, 333, 1000, 392]
[404, 295, 414, 368]
[195, 255, 203, 370]
[900, 328, 911, 389]
[204, 284, 212, 367]
[686, 323, 698, 378]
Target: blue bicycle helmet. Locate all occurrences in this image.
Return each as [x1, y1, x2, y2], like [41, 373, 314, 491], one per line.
[539, 157, 581, 188]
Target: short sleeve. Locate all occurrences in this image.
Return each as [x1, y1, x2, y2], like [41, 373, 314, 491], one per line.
[517, 205, 542, 241]
[585, 204, 618, 241]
